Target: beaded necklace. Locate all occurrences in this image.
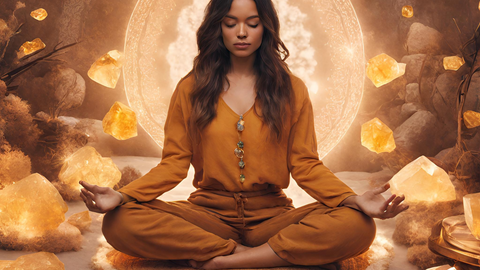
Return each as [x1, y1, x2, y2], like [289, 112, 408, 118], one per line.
[235, 115, 245, 183]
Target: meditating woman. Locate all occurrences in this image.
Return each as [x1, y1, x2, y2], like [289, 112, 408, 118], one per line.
[80, 0, 408, 268]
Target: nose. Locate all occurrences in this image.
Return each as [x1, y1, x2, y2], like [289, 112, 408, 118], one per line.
[237, 23, 247, 39]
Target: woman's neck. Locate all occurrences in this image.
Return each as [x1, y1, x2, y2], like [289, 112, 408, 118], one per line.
[229, 52, 256, 78]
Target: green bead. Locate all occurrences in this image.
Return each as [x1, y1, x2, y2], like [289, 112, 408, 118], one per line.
[237, 141, 244, 148]
[239, 160, 245, 169]
[240, 174, 245, 183]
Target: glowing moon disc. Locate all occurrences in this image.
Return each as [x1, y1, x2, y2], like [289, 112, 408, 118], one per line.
[124, 0, 364, 159]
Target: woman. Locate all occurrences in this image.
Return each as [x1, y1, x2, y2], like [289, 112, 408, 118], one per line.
[80, 0, 408, 269]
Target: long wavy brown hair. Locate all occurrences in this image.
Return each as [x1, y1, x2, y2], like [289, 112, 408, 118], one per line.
[188, 0, 294, 142]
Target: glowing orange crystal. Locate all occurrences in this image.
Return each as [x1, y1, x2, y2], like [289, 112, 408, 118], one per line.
[366, 53, 406, 87]
[87, 50, 124, 89]
[361, 117, 396, 153]
[443, 56, 465, 71]
[102, 101, 138, 140]
[0, 173, 68, 238]
[390, 156, 456, 202]
[402, 5, 414, 18]
[58, 146, 121, 191]
[463, 110, 480, 129]
[67, 211, 92, 233]
[464, 193, 480, 240]
[0, 252, 64, 269]
[17, 38, 46, 59]
[30, 8, 48, 21]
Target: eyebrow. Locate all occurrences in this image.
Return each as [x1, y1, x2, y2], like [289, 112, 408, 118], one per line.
[224, 15, 259, 20]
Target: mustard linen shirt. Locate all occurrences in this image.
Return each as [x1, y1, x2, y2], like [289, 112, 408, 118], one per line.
[118, 73, 356, 208]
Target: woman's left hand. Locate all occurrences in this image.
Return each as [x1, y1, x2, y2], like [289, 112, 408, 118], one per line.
[354, 183, 409, 219]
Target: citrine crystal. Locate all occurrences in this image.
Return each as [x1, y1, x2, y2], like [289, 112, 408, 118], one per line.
[443, 56, 465, 71]
[389, 156, 456, 202]
[102, 101, 138, 140]
[58, 146, 122, 192]
[366, 53, 406, 87]
[87, 50, 124, 89]
[463, 110, 480, 129]
[464, 193, 480, 240]
[402, 5, 414, 18]
[0, 252, 64, 269]
[67, 211, 92, 233]
[234, 148, 244, 158]
[240, 174, 245, 183]
[30, 8, 48, 21]
[17, 38, 46, 59]
[0, 173, 68, 238]
[361, 117, 396, 153]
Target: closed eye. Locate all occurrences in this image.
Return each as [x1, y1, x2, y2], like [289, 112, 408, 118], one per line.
[225, 24, 259, 28]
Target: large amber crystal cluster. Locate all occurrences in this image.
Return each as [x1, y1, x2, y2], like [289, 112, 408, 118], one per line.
[366, 53, 406, 87]
[390, 156, 456, 202]
[102, 101, 138, 140]
[361, 117, 395, 153]
[88, 50, 124, 88]
[464, 193, 480, 240]
[58, 146, 121, 191]
[0, 173, 68, 238]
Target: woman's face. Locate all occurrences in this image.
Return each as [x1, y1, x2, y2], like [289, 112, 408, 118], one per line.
[221, 0, 264, 58]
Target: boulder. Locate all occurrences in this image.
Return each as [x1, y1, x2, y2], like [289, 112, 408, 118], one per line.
[406, 23, 446, 55]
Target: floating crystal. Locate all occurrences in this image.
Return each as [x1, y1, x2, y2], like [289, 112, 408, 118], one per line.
[102, 101, 138, 140]
[17, 38, 46, 59]
[361, 117, 396, 153]
[402, 5, 414, 18]
[58, 146, 121, 192]
[463, 110, 480, 129]
[390, 156, 456, 202]
[67, 211, 92, 233]
[443, 56, 465, 71]
[0, 252, 64, 269]
[464, 193, 480, 240]
[0, 173, 68, 238]
[87, 50, 124, 88]
[30, 8, 48, 21]
[366, 53, 406, 87]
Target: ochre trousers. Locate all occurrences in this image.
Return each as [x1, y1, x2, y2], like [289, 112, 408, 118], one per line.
[102, 186, 376, 266]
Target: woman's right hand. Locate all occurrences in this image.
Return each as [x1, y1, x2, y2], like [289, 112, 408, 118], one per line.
[79, 181, 123, 213]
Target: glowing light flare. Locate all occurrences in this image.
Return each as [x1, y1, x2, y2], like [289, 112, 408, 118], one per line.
[464, 193, 480, 240]
[88, 50, 124, 89]
[58, 146, 121, 192]
[361, 117, 396, 153]
[366, 53, 406, 87]
[389, 156, 456, 203]
[16, 38, 45, 59]
[30, 8, 48, 21]
[0, 173, 68, 238]
[402, 5, 414, 18]
[102, 101, 138, 140]
[124, 0, 365, 161]
[443, 56, 465, 71]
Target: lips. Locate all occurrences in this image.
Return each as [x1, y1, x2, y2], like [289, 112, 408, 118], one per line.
[234, 43, 250, 45]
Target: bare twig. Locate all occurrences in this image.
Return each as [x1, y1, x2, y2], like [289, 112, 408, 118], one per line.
[0, 41, 79, 86]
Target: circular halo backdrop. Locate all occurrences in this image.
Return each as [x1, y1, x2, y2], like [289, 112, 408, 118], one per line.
[123, 0, 364, 159]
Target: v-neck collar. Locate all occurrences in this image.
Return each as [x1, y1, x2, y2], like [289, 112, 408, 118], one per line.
[219, 97, 255, 117]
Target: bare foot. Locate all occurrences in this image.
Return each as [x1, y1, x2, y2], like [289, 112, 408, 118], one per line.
[188, 257, 221, 269]
[233, 243, 252, 254]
